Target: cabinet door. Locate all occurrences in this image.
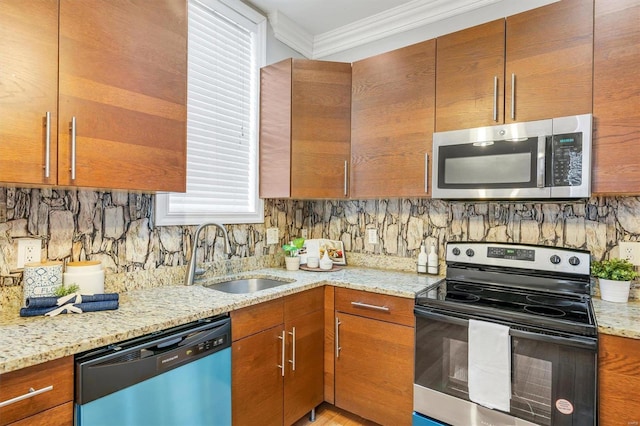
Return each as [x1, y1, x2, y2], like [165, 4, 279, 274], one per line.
[284, 309, 324, 425]
[592, 0, 640, 194]
[232, 325, 284, 426]
[290, 60, 352, 199]
[598, 334, 640, 425]
[351, 39, 435, 198]
[435, 19, 505, 131]
[0, 0, 58, 185]
[58, 0, 187, 192]
[505, 0, 593, 123]
[335, 312, 414, 426]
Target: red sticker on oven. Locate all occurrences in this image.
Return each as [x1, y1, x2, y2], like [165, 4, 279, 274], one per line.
[555, 399, 574, 415]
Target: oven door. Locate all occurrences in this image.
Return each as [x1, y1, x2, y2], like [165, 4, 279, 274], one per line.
[414, 306, 597, 426]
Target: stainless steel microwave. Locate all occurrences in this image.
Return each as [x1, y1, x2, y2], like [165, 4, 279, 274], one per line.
[432, 114, 592, 199]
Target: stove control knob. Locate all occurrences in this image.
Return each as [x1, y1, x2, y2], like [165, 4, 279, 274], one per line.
[466, 248, 475, 257]
[568, 256, 581, 266]
[452, 247, 461, 256]
[550, 255, 561, 265]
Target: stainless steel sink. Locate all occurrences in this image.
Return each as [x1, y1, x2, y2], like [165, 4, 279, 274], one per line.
[205, 278, 292, 294]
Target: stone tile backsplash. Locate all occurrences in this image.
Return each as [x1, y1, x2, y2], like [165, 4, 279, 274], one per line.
[2, 186, 640, 307]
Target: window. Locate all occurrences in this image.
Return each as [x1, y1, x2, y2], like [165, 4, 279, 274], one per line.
[156, 0, 266, 226]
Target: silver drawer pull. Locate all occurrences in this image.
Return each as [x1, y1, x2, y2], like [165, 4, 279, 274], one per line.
[0, 385, 54, 408]
[350, 301, 390, 312]
[44, 111, 51, 178]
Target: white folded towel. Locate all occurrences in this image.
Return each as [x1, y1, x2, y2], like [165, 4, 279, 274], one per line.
[468, 319, 511, 411]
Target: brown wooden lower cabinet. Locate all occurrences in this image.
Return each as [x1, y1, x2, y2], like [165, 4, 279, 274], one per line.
[334, 288, 414, 426]
[0, 356, 73, 426]
[231, 287, 324, 425]
[599, 334, 640, 426]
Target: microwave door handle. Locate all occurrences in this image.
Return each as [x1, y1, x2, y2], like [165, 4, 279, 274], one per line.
[537, 156, 545, 188]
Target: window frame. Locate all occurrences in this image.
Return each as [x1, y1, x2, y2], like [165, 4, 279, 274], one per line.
[155, 0, 266, 226]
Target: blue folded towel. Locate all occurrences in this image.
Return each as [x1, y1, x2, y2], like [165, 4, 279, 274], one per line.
[20, 300, 119, 317]
[25, 293, 119, 308]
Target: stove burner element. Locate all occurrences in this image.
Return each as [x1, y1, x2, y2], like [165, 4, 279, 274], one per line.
[446, 292, 481, 303]
[525, 294, 573, 307]
[523, 305, 566, 317]
[453, 284, 484, 293]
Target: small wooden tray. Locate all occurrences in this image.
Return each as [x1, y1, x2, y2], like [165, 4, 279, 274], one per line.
[299, 264, 344, 272]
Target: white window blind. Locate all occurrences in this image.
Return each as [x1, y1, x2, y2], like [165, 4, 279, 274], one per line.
[156, 0, 265, 225]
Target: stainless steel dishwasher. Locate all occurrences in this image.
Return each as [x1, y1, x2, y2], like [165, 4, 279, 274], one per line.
[75, 315, 231, 426]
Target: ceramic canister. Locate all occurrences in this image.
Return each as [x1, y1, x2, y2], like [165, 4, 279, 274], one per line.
[63, 261, 105, 294]
[23, 261, 64, 304]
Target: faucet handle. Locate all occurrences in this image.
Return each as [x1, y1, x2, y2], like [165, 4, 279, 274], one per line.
[195, 268, 206, 276]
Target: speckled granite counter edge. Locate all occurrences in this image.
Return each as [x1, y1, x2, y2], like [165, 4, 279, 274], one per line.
[0, 267, 438, 374]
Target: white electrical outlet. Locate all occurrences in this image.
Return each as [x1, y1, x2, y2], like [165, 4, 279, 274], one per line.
[367, 228, 378, 244]
[266, 228, 279, 245]
[17, 238, 41, 268]
[301, 229, 308, 239]
[619, 241, 640, 266]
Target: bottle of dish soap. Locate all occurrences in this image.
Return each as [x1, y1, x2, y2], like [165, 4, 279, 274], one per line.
[427, 244, 438, 275]
[417, 244, 428, 274]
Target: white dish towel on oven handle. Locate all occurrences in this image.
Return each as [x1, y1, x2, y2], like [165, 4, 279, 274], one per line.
[468, 319, 511, 412]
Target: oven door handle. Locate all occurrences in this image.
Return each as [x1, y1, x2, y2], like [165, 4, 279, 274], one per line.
[414, 306, 597, 351]
[509, 328, 597, 350]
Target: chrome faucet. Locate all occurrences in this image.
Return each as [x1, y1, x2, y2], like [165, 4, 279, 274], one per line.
[184, 222, 232, 286]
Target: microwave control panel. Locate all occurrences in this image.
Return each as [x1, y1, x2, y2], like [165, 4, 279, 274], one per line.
[548, 132, 583, 187]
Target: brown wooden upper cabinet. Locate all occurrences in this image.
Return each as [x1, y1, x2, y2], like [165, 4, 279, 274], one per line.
[0, 0, 187, 192]
[259, 59, 352, 199]
[435, 0, 593, 131]
[351, 39, 436, 198]
[592, 0, 640, 195]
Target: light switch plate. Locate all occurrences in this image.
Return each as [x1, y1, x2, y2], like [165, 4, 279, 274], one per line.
[266, 228, 279, 245]
[367, 228, 378, 244]
[17, 238, 41, 268]
[619, 241, 640, 266]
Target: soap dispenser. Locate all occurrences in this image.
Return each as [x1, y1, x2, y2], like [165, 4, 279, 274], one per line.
[427, 244, 438, 275]
[417, 245, 428, 274]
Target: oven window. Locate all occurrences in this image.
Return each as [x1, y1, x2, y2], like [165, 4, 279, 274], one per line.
[512, 352, 552, 424]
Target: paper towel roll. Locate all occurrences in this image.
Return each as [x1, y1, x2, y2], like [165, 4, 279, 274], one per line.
[23, 261, 63, 304]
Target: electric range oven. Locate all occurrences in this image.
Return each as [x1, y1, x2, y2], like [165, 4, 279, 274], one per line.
[413, 242, 597, 426]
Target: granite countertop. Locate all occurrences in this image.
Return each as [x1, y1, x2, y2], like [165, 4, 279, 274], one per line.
[0, 267, 438, 374]
[2, 266, 639, 375]
[592, 297, 640, 339]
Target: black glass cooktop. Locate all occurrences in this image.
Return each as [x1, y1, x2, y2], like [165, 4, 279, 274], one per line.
[416, 279, 597, 337]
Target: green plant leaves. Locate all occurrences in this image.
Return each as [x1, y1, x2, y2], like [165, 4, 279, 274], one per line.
[591, 258, 639, 281]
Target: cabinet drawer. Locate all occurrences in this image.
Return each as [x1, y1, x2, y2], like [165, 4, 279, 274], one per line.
[335, 287, 415, 327]
[0, 357, 73, 426]
[231, 298, 284, 341]
[284, 286, 324, 321]
[9, 401, 73, 426]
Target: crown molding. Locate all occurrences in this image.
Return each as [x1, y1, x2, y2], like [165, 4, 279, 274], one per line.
[268, 10, 314, 59]
[267, 0, 502, 59]
[313, 0, 501, 58]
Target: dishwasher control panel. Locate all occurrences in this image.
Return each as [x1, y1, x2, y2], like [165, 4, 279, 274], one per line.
[158, 332, 229, 371]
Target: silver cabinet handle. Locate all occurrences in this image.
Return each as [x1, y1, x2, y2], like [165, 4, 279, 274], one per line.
[493, 76, 498, 122]
[343, 160, 348, 196]
[70, 116, 77, 180]
[288, 327, 296, 371]
[511, 73, 516, 120]
[424, 153, 429, 193]
[277, 330, 285, 377]
[335, 317, 341, 359]
[0, 385, 53, 408]
[350, 301, 390, 312]
[44, 112, 51, 178]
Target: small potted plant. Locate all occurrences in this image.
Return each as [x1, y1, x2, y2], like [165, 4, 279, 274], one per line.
[591, 257, 638, 303]
[282, 237, 305, 271]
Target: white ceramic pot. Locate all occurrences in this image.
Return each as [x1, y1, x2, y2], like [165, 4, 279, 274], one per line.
[284, 256, 300, 271]
[599, 278, 631, 303]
